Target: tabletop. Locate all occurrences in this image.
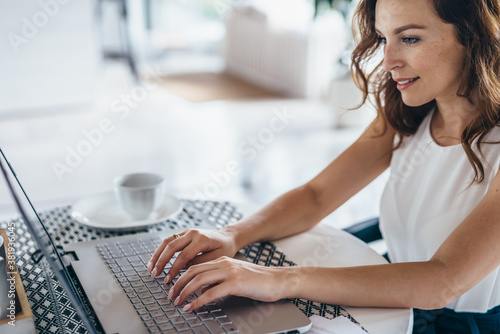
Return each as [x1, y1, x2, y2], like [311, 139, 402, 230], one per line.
[236, 203, 413, 334]
[1, 199, 412, 334]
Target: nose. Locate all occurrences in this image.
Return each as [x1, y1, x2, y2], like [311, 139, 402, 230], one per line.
[382, 43, 404, 72]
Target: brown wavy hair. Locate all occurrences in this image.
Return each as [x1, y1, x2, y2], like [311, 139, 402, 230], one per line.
[351, 0, 500, 183]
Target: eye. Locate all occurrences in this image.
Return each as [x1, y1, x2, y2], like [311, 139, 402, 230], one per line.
[376, 35, 387, 44]
[402, 36, 420, 45]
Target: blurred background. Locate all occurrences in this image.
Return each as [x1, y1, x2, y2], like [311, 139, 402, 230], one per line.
[0, 0, 388, 241]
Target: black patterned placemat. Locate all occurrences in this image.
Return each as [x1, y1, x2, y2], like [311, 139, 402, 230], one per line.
[241, 242, 365, 329]
[1, 199, 365, 333]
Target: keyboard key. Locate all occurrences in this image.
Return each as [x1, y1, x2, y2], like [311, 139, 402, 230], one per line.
[161, 304, 175, 312]
[134, 285, 148, 292]
[146, 304, 160, 312]
[157, 299, 172, 306]
[143, 298, 155, 305]
[166, 310, 180, 318]
[144, 320, 156, 327]
[182, 311, 197, 320]
[206, 304, 221, 312]
[158, 323, 174, 331]
[138, 292, 153, 299]
[121, 265, 134, 272]
[149, 287, 162, 294]
[211, 311, 226, 319]
[149, 326, 161, 333]
[133, 304, 145, 310]
[130, 261, 144, 268]
[154, 315, 169, 324]
[162, 281, 175, 290]
[128, 255, 140, 262]
[153, 292, 166, 300]
[121, 282, 131, 288]
[203, 320, 225, 334]
[139, 254, 151, 263]
[199, 313, 214, 321]
[217, 317, 232, 325]
[150, 310, 164, 318]
[192, 326, 210, 334]
[134, 247, 148, 255]
[127, 275, 141, 282]
[188, 318, 203, 327]
[174, 322, 191, 331]
[170, 317, 185, 325]
[194, 306, 208, 315]
[129, 297, 141, 305]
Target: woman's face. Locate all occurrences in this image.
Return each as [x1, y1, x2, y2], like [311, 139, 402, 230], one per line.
[375, 0, 466, 107]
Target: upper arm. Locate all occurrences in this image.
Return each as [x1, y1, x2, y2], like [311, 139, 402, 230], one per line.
[431, 166, 500, 303]
[307, 115, 395, 217]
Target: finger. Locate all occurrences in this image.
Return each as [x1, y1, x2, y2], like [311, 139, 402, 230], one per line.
[169, 260, 226, 299]
[183, 284, 233, 312]
[174, 270, 225, 306]
[186, 249, 226, 268]
[200, 284, 217, 295]
[147, 231, 187, 271]
[151, 236, 191, 277]
[165, 241, 212, 283]
[147, 235, 174, 272]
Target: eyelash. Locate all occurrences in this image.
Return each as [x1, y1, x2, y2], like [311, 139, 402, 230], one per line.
[376, 35, 420, 46]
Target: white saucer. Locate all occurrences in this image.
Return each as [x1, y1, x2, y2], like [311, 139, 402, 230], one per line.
[71, 192, 183, 231]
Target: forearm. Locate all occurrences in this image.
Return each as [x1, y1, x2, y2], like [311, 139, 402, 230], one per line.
[223, 183, 324, 250]
[222, 118, 394, 252]
[280, 260, 454, 310]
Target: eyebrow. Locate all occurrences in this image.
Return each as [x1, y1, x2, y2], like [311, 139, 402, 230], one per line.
[375, 24, 427, 35]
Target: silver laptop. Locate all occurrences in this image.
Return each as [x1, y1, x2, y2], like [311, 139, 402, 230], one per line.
[0, 148, 312, 334]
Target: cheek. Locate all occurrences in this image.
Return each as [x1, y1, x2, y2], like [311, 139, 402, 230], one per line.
[415, 45, 463, 83]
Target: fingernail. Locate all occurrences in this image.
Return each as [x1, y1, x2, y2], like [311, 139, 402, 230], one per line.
[165, 274, 171, 283]
[151, 268, 158, 278]
[183, 303, 191, 311]
[147, 261, 153, 272]
[168, 287, 174, 299]
[174, 296, 180, 306]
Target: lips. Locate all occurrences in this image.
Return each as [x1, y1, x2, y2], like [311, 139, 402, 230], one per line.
[394, 77, 420, 90]
[395, 77, 419, 84]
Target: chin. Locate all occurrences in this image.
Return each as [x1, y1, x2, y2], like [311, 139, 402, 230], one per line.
[401, 95, 434, 108]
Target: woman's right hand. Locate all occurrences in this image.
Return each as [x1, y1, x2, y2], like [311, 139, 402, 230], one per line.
[147, 228, 239, 284]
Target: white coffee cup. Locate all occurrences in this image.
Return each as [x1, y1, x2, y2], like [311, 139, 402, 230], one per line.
[113, 173, 165, 220]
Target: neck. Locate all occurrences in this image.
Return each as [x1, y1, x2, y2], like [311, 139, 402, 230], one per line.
[431, 98, 476, 146]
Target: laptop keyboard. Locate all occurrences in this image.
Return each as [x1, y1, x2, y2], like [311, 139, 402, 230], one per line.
[97, 237, 239, 334]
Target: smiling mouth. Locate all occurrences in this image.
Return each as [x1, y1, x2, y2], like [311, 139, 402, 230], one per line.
[397, 77, 419, 85]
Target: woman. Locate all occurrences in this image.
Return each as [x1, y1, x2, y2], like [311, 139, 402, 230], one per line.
[148, 0, 500, 332]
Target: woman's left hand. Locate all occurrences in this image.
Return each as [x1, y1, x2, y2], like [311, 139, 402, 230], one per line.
[168, 256, 289, 311]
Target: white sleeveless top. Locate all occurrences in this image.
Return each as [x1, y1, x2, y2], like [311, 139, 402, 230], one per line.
[379, 109, 500, 312]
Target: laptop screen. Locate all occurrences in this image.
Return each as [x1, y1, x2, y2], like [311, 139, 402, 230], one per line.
[0, 148, 99, 334]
